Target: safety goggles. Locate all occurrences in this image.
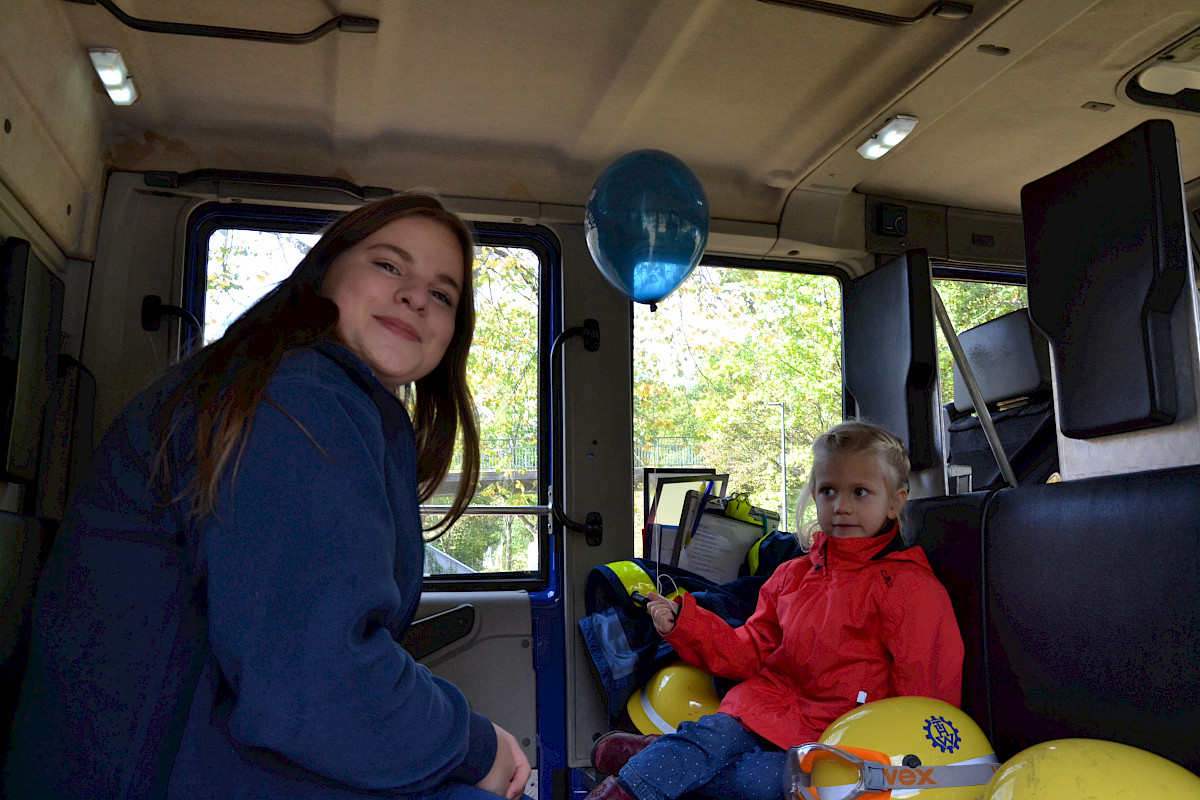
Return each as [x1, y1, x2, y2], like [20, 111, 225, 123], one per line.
[788, 743, 999, 800]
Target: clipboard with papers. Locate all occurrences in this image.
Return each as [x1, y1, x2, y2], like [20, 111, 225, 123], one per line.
[672, 489, 782, 584]
[642, 472, 727, 564]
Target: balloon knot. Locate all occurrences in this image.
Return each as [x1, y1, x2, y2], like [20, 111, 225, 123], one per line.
[650, 303, 658, 313]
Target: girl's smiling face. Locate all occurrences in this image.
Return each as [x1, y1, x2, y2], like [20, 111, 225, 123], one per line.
[321, 215, 465, 391]
[813, 450, 908, 538]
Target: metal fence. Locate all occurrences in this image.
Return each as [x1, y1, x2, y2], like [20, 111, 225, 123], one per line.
[479, 439, 538, 472]
[452, 438, 538, 472]
[634, 436, 705, 467]
[451, 436, 704, 471]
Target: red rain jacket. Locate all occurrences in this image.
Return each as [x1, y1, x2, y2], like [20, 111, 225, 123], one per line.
[664, 524, 963, 748]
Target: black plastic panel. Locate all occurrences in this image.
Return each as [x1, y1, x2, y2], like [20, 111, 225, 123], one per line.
[844, 249, 939, 469]
[1021, 119, 1187, 439]
[0, 238, 64, 482]
[984, 467, 1200, 770]
[0, 512, 57, 759]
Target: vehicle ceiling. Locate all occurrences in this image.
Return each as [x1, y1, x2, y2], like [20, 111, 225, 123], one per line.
[10, 0, 1200, 245]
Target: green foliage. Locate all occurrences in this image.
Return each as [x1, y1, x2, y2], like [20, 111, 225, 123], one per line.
[634, 268, 1028, 538]
[634, 267, 842, 531]
[431, 246, 542, 572]
[469, 247, 540, 443]
[204, 230, 315, 342]
[207, 229, 252, 294]
[933, 280, 1027, 405]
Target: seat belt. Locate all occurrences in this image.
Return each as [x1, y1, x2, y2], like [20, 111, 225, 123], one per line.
[932, 287, 1019, 489]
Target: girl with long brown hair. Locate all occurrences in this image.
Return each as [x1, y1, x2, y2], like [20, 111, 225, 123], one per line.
[7, 194, 531, 800]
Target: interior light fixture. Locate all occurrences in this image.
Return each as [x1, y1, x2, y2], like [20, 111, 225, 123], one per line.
[88, 48, 138, 105]
[857, 115, 918, 160]
[1137, 60, 1200, 95]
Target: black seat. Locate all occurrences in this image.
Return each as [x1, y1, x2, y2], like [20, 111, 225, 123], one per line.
[903, 493, 992, 738]
[844, 249, 939, 470]
[983, 466, 1200, 771]
[0, 512, 56, 761]
[946, 308, 1057, 490]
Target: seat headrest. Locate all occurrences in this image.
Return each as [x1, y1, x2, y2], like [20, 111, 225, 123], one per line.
[952, 308, 1052, 413]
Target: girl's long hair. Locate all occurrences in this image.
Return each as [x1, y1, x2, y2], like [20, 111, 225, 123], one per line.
[155, 193, 480, 539]
[794, 419, 910, 550]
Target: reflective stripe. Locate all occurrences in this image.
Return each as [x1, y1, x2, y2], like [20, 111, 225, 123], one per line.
[954, 754, 1002, 765]
[637, 689, 676, 734]
[747, 532, 770, 575]
[789, 743, 999, 800]
[803, 783, 856, 800]
[863, 761, 1000, 790]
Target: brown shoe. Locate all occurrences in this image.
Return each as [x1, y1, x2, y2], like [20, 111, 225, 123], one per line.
[591, 731, 661, 775]
[584, 775, 637, 800]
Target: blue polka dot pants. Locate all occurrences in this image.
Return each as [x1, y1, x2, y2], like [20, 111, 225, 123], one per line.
[617, 712, 787, 800]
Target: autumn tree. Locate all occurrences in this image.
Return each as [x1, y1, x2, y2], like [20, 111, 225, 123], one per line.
[428, 245, 542, 572]
[634, 265, 1028, 537]
[634, 266, 843, 532]
[205, 227, 1029, 563]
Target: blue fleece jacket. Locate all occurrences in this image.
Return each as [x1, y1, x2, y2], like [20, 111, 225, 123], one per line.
[5, 342, 497, 798]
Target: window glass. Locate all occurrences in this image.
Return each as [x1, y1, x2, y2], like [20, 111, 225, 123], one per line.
[205, 229, 318, 344]
[632, 264, 842, 548]
[202, 223, 543, 579]
[932, 278, 1028, 406]
[423, 245, 543, 575]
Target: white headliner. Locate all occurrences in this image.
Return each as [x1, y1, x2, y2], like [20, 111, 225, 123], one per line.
[2, 0, 1198, 258]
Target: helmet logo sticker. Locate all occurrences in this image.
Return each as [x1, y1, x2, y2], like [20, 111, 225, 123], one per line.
[923, 715, 962, 753]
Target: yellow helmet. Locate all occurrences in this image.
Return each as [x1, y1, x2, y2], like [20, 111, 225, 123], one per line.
[789, 696, 999, 800]
[982, 738, 1200, 798]
[626, 661, 720, 735]
[605, 560, 687, 602]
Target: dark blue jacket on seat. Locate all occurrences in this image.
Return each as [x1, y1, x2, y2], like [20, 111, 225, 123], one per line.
[5, 342, 497, 798]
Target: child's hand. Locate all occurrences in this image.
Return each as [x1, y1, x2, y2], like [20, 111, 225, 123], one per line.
[645, 591, 680, 635]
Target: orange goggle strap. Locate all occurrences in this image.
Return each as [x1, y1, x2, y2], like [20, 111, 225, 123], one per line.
[789, 744, 891, 800]
[788, 743, 1001, 800]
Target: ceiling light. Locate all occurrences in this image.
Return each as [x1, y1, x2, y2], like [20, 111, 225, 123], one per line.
[88, 48, 139, 106]
[857, 115, 918, 160]
[1137, 60, 1200, 95]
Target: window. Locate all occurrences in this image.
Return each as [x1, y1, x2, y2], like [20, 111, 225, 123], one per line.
[190, 205, 547, 583]
[633, 267, 1028, 548]
[632, 262, 843, 547]
[932, 276, 1028, 405]
[420, 243, 546, 578]
[204, 227, 321, 344]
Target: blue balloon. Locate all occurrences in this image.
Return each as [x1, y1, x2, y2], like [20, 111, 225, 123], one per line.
[585, 149, 709, 305]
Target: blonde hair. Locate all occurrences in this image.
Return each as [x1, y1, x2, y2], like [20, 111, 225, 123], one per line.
[794, 419, 910, 549]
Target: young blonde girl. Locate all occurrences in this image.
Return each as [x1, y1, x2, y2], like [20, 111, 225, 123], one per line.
[587, 420, 963, 800]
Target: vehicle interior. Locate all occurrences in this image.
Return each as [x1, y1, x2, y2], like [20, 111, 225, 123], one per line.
[2, 0, 1199, 793]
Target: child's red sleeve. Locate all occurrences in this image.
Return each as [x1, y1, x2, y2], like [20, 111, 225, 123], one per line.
[664, 568, 789, 680]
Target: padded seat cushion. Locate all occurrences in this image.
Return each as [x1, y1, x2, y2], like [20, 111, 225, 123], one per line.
[903, 493, 991, 736]
[983, 466, 1200, 770]
[952, 309, 1050, 414]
